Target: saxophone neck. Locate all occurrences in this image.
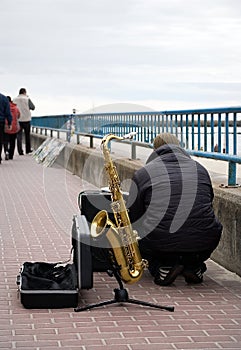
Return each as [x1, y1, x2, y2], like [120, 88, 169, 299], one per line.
[101, 132, 137, 149]
[101, 134, 123, 150]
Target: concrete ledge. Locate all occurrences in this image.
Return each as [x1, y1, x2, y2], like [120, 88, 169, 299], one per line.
[31, 134, 241, 277]
[212, 187, 241, 276]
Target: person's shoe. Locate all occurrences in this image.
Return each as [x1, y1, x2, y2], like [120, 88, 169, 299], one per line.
[148, 259, 162, 277]
[154, 265, 184, 286]
[26, 149, 33, 154]
[5, 152, 9, 160]
[19, 152, 24, 155]
[182, 263, 207, 284]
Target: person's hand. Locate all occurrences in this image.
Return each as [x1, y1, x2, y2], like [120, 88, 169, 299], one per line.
[7, 125, 12, 131]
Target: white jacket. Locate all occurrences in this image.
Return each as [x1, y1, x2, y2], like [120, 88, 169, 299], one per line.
[13, 94, 35, 122]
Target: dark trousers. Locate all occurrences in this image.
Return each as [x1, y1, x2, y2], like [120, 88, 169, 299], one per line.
[0, 122, 4, 162]
[139, 240, 212, 275]
[17, 121, 31, 154]
[3, 132, 9, 154]
[5, 133, 17, 159]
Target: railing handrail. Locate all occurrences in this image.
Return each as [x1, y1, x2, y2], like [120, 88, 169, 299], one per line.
[32, 106, 241, 118]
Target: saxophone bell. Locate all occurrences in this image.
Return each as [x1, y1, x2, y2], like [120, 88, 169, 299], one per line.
[91, 210, 116, 238]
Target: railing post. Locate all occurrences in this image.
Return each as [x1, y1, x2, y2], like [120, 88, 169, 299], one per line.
[225, 113, 229, 153]
[210, 113, 214, 151]
[218, 113, 222, 153]
[131, 143, 137, 160]
[233, 112, 237, 155]
[90, 135, 94, 148]
[197, 114, 201, 150]
[228, 161, 236, 186]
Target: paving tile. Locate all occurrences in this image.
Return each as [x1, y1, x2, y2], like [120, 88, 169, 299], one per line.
[0, 154, 241, 349]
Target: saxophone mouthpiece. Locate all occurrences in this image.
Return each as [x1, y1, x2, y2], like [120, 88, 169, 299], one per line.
[123, 131, 137, 140]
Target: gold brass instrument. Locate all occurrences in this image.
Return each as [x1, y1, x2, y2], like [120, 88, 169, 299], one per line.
[91, 133, 147, 284]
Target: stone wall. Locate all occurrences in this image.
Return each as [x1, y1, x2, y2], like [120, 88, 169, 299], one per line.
[31, 134, 241, 277]
[211, 188, 241, 276]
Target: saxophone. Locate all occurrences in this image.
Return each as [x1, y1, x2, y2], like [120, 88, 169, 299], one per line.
[91, 133, 147, 284]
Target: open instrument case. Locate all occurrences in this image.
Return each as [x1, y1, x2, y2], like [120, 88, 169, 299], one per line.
[16, 191, 112, 309]
[17, 214, 94, 309]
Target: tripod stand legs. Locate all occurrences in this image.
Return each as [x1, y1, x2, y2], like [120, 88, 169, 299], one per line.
[75, 298, 119, 312]
[74, 287, 174, 312]
[125, 297, 174, 312]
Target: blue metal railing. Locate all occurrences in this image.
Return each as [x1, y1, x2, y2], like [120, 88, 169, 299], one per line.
[31, 107, 241, 186]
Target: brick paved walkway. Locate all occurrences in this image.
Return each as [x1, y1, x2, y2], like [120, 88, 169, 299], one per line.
[0, 154, 241, 350]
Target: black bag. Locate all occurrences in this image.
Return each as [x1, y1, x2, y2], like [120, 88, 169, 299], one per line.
[18, 261, 79, 309]
[21, 262, 77, 290]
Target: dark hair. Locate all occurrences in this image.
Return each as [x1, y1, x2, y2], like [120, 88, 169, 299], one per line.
[7, 96, 12, 102]
[19, 88, 27, 94]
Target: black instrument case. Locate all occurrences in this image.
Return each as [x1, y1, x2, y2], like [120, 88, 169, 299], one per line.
[17, 190, 115, 309]
[17, 214, 93, 309]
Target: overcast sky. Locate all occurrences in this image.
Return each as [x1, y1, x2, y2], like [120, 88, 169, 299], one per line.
[1, 0, 241, 116]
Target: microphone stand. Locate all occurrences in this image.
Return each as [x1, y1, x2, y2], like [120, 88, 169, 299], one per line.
[75, 266, 174, 313]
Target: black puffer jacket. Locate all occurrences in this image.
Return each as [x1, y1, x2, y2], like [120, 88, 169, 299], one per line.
[0, 93, 12, 125]
[127, 144, 222, 252]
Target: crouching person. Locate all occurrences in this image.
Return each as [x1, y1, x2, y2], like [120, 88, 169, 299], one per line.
[127, 133, 222, 286]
